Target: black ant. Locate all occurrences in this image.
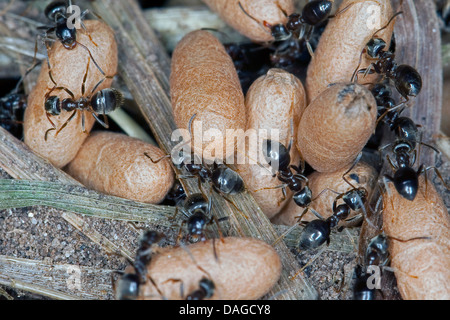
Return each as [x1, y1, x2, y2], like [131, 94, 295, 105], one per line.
[352, 12, 422, 112]
[174, 192, 227, 246]
[31, 1, 110, 89]
[164, 181, 187, 206]
[239, 0, 352, 56]
[352, 233, 390, 300]
[0, 90, 27, 137]
[379, 136, 447, 201]
[146, 114, 245, 210]
[296, 185, 367, 250]
[353, 228, 431, 300]
[115, 230, 165, 300]
[273, 153, 370, 253]
[44, 57, 123, 140]
[261, 139, 314, 213]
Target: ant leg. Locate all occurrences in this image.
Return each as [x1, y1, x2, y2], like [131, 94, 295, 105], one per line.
[88, 104, 109, 128]
[144, 152, 171, 164]
[311, 187, 341, 202]
[290, 246, 327, 280]
[294, 207, 311, 224]
[381, 175, 396, 209]
[54, 110, 78, 137]
[271, 223, 299, 246]
[78, 10, 99, 47]
[81, 109, 86, 133]
[252, 183, 288, 193]
[304, 26, 315, 58]
[342, 152, 363, 189]
[421, 166, 450, 191]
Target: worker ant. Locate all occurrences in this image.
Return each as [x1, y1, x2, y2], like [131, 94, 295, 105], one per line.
[115, 230, 165, 300]
[0, 90, 27, 137]
[146, 114, 245, 211]
[261, 138, 315, 214]
[379, 135, 447, 201]
[352, 233, 390, 300]
[238, 0, 337, 55]
[44, 57, 123, 140]
[31, 1, 109, 88]
[239, 0, 356, 57]
[353, 228, 432, 300]
[352, 12, 422, 113]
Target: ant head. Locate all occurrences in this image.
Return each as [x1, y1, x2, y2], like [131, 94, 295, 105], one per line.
[394, 64, 422, 98]
[392, 140, 414, 155]
[198, 278, 215, 297]
[115, 273, 140, 300]
[45, 96, 61, 115]
[45, 1, 67, 22]
[371, 83, 392, 100]
[270, 24, 291, 41]
[91, 88, 123, 115]
[262, 139, 291, 172]
[139, 230, 163, 249]
[187, 211, 207, 240]
[55, 22, 77, 49]
[366, 38, 387, 59]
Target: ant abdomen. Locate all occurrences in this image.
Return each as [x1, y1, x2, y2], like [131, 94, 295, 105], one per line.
[393, 64, 422, 98]
[262, 139, 291, 172]
[301, 0, 333, 26]
[91, 88, 123, 115]
[44, 1, 67, 21]
[392, 166, 419, 201]
[184, 193, 209, 214]
[211, 166, 245, 195]
[298, 219, 330, 250]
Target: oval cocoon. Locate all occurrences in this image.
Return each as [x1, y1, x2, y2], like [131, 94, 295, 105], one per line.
[202, 0, 295, 42]
[66, 131, 174, 204]
[273, 161, 377, 225]
[296, 82, 377, 173]
[170, 30, 246, 162]
[24, 20, 118, 168]
[306, 0, 394, 102]
[237, 68, 306, 218]
[138, 237, 282, 300]
[382, 177, 450, 300]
